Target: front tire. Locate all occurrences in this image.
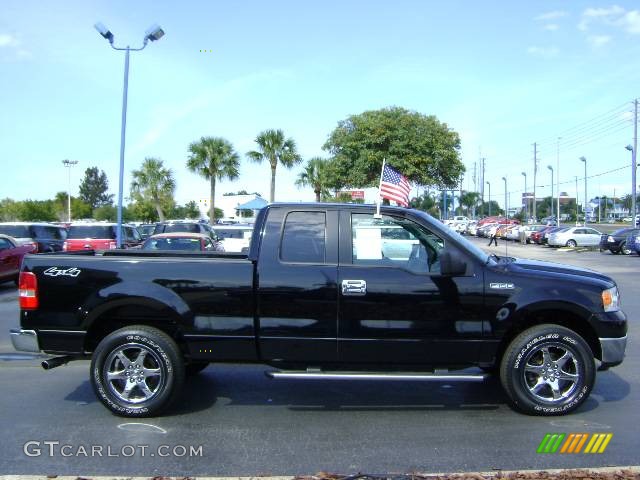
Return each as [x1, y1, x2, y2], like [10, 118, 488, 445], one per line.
[500, 324, 595, 416]
[621, 242, 632, 255]
[90, 325, 185, 417]
[566, 240, 577, 247]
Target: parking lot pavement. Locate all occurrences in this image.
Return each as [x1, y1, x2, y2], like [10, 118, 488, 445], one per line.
[0, 247, 638, 476]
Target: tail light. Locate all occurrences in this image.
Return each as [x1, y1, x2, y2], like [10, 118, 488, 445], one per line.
[108, 241, 117, 249]
[25, 241, 38, 253]
[63, 241, 68, 251]
[19, 272, 39, 310]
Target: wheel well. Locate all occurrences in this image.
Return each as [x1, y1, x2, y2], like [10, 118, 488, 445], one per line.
[84, 304, 183, 353]
[494, 309, 601, 365]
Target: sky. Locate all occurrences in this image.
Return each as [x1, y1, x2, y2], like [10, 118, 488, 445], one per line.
[3, 1, 640, 211]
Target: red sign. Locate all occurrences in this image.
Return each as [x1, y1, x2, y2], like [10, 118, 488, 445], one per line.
[340, 190, 365, 200]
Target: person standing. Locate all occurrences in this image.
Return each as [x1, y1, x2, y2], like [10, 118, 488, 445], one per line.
[488, 226, 498, 246]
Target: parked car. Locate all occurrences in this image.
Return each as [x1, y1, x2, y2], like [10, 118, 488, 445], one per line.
[522, 225, 547, 243]
[137, 224, 157, 240]
[625, 231, 640, 255]
[12, 203, 627, 417]
[64, 223, 142, 251]
[600, 228, 638, 255]
[0, 234, 36, 284]
[153, 221, 214, 237]
[141, 233, 224, 252]
[211, 224, 254, 253]
[531, 226, 555, 245]
[548, 227, 603, 247]
[0, 222, 67, 252]
[541, 226, 568, 245]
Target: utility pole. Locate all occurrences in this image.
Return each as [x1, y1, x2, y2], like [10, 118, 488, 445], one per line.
[633, 99, 638, 224]
[580, 157, 587, 226]
[502, 177, 508, 219]
[472, 162, 477, 219]
[575, 176, 579, 224]
[521, 171, 528, 221]
[556, 137, 561, 226]
[486, 181, 491, 216]
[547, 165, 554, 222]
[533, 142, 538, 221]
[480, 157, 486, 217]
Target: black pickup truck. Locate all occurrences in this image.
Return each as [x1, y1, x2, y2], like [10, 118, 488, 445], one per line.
[11, 203, 627, 417]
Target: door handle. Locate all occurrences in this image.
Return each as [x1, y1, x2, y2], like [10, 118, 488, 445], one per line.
[341, 279, 367, 296]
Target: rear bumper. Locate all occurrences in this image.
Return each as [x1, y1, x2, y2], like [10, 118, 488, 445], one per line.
[10, 329, 40, 353]
[599, 335, 627, 367]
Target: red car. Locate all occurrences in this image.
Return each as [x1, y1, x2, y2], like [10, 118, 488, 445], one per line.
[64, 223, 141, 251]
[0, 234, 36, 284]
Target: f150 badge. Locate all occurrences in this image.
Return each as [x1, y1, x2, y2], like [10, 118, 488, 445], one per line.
[489, 282, 514, 290]
[43, 267, 81, 278]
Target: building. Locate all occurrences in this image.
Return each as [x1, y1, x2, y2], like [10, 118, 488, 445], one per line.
[198, 193, 267, 223]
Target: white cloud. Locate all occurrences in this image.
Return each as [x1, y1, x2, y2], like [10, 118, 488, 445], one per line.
[0, 33, 18, 48]
[578, 5, 640, 34]
[527, 46, 560, 58]
[535, 11, 568, 21]
[587, 34, 612, 47]
[544, 24, 559, 31]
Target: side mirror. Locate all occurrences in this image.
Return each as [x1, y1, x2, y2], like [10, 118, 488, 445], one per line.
[440, 249, 467, 276]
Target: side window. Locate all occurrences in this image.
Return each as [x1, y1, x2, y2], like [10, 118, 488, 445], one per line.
[280, 211, 326, 264]
[0, 238, 12, 250]
[351, 213, 444, 273]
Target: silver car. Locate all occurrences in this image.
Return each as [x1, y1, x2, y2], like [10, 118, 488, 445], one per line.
[548, 226, 603, 247]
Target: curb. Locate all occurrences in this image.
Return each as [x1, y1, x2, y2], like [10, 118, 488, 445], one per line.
[1, 467, 639, 480]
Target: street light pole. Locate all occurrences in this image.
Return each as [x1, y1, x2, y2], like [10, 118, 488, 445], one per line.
[580, 157, 587, 226]
[486, 181, 491, 216]
[627, 143, 637, 225]
[547, 165, 554, 222]
[521, 171, 527, 221]
[62, 160, 78, 223]
[502, 177, 507, 219]
[556, 137, 561, 226]
[94, 22, 164, 247]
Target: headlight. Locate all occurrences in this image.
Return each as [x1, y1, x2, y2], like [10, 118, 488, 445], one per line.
[607, 236, 615, 242]
[602, 286, 620, 312]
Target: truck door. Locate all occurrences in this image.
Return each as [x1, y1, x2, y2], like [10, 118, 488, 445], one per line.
[337, 210, 485, 366]
[256, 208, 339, 363]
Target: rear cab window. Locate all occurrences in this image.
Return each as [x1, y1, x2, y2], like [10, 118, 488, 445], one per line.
[280, 211, 326, 264]
[68, 225, 115, 239]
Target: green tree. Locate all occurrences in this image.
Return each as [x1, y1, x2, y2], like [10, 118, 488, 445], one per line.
[296, 157, 331, 202]
[93, 205, 117, 222]
[247, 129, 301, 202]
[17, 200, 56, 222]
[130, 157, 176, 222]
[323, 106, 464, 189]
[459, 191, 481, 216]
[0, 198, 20, 221]
[79, 167, 114, 209]
[410, 191, 439, 216]
[53, 191, 91, 221]
[187, 137, 240, 224]
[171, 201, 201, 220]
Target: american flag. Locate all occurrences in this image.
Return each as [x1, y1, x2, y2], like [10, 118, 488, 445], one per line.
[380, 164, 411, 207]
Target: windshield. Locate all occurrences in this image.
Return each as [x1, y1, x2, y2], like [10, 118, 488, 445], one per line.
[143, 237, 202, 251]
[67, 225, 115, 239]
[213, 228, 253, 239]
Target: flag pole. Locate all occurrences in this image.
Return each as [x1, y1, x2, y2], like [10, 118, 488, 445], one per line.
[375, 158, 386, 218]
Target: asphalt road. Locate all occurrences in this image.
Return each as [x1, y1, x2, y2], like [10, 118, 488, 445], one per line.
[0, 241, 637, 476]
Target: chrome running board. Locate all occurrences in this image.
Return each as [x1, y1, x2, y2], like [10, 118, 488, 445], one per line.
[265, 370, 487, 382]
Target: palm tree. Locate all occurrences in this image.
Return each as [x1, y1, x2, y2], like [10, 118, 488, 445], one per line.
[459, 191, 481, 216]
[247, 129, 301, 202]
[130, 157, 176, 222]
[187, 136, 240, 223]
[295, 157, 330, 202]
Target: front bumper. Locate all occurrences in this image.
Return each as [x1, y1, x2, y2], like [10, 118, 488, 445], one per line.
[10, 329, 40, 353]
[599, 335, 627, 367]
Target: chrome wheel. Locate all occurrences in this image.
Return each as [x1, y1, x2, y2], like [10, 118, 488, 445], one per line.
[103, 343, 164, 404]
[621, 242, 632, 255]
[523, 344, 580, 402]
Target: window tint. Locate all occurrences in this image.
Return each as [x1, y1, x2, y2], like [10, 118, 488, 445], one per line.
[68, 225, 115, 239]
[0, 225, 30, 238]
[162, 223, 201, 234]
[142, 237, 202, 251]
[31, 225, 65, 239]
[351, 213, 444, 273]
[0, 238, 13, 249]
[280, 211, 326, 263]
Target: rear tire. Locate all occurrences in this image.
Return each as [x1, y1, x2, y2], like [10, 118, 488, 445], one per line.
[499, 324, 595, 416]
[566, 240, 577, 247]
[90, 325, 185, 417]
